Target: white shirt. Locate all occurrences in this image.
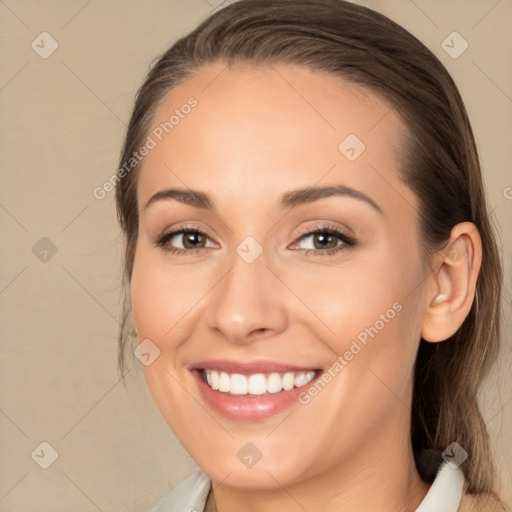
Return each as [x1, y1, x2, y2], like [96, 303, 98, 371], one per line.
[145, 461, 465, 512]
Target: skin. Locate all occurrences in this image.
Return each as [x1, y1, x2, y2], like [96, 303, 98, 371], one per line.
[130, 61, 482, 512]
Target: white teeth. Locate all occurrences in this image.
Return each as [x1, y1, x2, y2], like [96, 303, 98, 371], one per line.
[248, 374, 267, 395]
[282, 372, 295, 391]
[210, 370, 219, 390]
[203, 369, 317, 395]
[230, 374, 248, 395]
[294, 372, 306, 387]
[219, 372, 230, 392]
[267, 372, 282, 393]
[304, 371, 316, 385]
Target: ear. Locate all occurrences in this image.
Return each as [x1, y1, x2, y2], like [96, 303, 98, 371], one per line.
[421, 222, 482, 343]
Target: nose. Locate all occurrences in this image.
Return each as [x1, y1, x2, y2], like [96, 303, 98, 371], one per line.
[206, 245, 289, 345]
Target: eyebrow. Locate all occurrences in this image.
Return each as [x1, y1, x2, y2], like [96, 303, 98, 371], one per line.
[143, 184, 383, 215]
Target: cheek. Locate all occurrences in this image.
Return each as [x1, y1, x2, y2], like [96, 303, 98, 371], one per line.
[316, 248, 424, 383]
[130, 248, 204, 342]
[130, 267, 167, 340]
[316, 258, 417, 344]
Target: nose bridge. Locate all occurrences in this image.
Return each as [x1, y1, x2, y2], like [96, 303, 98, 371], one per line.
[206, 241, 287, 343]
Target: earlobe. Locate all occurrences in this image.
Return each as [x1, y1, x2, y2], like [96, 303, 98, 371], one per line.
[421, 222, 482, 343]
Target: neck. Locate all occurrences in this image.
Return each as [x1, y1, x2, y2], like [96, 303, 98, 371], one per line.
[206, 410, 430, 512]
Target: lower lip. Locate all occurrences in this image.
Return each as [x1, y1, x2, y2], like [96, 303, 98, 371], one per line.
[191, 370, 321, 420]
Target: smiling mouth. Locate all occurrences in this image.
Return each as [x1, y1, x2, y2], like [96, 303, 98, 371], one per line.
[198, 368, 322, 396]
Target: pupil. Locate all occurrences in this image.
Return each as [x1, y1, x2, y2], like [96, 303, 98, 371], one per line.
[184, 232, 203, 249]
[315, 233, 335, 249]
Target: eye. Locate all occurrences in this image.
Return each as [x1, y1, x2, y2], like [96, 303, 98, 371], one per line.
[155, 224, 356, 257]
[155, 227, 217, 255]
[291, 225, 356, 256]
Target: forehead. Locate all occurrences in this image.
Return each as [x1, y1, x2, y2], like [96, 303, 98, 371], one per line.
[137, 60, 416, 215]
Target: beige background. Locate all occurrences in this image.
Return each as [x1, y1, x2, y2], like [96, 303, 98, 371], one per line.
[0, 1, 511, 510]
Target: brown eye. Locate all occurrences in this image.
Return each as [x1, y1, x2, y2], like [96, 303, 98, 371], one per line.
[310, 232, 339, 250]
[180, 231, 207, 249]
[156, 228, 216, 254]
[293, 226, 356, 256]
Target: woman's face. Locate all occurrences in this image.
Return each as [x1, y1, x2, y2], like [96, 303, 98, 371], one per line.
[131, 61, 429, 489]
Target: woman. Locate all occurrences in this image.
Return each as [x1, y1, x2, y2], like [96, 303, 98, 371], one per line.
[115, 1, 509, 510]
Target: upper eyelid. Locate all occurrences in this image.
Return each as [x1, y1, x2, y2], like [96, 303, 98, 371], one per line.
[294, 223, 353, 238]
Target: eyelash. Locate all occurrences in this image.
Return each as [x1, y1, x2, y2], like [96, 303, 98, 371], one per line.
[155, 224, 356, 257]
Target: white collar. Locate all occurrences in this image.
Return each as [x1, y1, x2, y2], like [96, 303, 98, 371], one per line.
[415, 462, 464, 511]
[147, 461, 464, 512]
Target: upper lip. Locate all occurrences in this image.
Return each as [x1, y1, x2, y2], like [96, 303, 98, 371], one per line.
[189, 359, 321, 375]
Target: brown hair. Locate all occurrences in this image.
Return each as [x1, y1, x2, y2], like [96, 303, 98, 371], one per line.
[115, 0, 503, 499]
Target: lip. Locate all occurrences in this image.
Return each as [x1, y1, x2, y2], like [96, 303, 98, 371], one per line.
[189, 360, 323, 420]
